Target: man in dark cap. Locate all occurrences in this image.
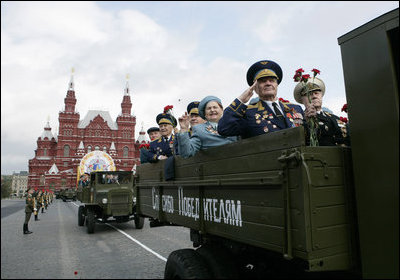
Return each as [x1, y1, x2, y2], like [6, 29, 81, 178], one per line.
[139, 127, 161, 164]
[186, 101, 205, 136]
[218, 60, 304, 139]
[147, 127, 161, 141]
[147, 112, 179, 162]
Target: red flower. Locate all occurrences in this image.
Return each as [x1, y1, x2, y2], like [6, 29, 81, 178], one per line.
[311, 68, 320, 77]
[164, 105, 173, 113]
[341, 103, 348, 113]
[293, 73, 302, 82]
[301, 74, 310, 82]
[139, 143, 150, 149]
[340, 117, 348, 123]
[295, 68, 304, 74]
[279, 97, 289, 103]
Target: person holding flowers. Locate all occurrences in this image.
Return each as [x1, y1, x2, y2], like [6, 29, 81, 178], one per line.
[218, 60, 305, 139]
[147, 105, 179, 163]
[293, 68, 350, 146]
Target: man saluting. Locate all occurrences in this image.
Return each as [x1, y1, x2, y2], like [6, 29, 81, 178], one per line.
[218, 60, 304, 139]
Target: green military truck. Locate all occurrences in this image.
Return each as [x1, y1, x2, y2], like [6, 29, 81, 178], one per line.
[60, 188, 77, 202]
[54, 190, 61, 199]
[77, 171, 144, 234]
[134, 9, 398, 279]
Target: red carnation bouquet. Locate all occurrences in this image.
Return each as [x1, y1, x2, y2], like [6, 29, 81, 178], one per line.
[164, 105, 174, 114]
[139, 143, 150, 149]
[293, 68, 321, 146]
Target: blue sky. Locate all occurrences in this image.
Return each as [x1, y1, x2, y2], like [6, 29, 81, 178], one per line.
[1, 1, 398, 174]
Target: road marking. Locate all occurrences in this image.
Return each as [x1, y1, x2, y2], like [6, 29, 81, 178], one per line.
[106, 223, 167, 262]
[70, 203, 167, 262]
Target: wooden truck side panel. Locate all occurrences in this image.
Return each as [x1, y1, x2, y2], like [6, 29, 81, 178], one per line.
[136, 127, 356, 272]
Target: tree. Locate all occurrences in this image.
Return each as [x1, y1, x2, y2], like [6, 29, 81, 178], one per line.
[1, 177, 12, 199]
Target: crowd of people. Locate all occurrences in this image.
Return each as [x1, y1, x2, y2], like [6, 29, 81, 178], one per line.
[23, 188, 54, 234]
[139, 59, 350, 164]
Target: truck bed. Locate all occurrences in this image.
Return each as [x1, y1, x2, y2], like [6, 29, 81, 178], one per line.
[135, 126, 357, 272]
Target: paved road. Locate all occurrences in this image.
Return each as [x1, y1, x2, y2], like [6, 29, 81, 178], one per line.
[1, 199, 193, 279]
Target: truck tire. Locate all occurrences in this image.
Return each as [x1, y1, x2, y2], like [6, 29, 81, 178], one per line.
[164, 249, 212, 279]
[134, 216, 145, 229]
[78, 206, 85, 226]
[196, 244, 239, 279]
[86, 208, 95, 234]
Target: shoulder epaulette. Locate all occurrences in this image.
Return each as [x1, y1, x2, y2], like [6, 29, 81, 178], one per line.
[151, 137, 162, 143]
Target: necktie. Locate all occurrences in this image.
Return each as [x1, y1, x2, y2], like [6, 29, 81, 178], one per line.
[272, 102, 287, 128]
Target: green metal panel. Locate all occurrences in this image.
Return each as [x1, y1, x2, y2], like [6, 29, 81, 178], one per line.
[136, 127, 356, 272]
[338, 8, 399, 279]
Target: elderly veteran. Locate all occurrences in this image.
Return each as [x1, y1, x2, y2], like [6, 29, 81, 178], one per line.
[147, 127, 161, 141]
[218, 60, 305, 139]
[147, 112, 179, 163]
[186, 101, 206, 136]
[140, 127, 161, 164]
[294, 77, 349, 146]
[177, 96, 238, 158]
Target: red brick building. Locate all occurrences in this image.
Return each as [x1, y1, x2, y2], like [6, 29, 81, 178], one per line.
[28, 73, 149, 191]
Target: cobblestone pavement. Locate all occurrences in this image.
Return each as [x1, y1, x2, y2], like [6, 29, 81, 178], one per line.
[1, 199, 193, 279]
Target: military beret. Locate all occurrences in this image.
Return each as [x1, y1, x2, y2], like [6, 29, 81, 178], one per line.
[156, 113, 177, 127]
[198, 96, 222, 119]
[246, 60, 283, 86]
[147, 127, 160, 134]
[187, 101, 200, 115]
[293, 77, 325, 104]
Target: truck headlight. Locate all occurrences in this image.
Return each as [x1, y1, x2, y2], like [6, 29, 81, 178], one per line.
[102, 198, 108, 204]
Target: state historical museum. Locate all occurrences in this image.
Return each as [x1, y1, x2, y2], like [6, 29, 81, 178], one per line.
[28, 73, 149, 191]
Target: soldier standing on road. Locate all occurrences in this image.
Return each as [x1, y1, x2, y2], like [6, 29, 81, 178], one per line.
[40, 190, 45, 213]
[44, 190, 49, 210]
[33, 190, 41, 221]
[23, 189, 34, 234]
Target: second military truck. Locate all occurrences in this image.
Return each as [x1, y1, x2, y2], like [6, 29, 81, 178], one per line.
[77, 171, 144, 234]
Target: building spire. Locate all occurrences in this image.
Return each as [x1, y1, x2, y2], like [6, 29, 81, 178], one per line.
[45, 115, 51, 128]
[69, 67, 75, 91]
[121, 74, 132, 116]
[124, 73, 130, 96]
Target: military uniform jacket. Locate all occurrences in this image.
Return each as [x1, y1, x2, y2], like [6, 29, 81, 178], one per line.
[218, 98, 305, 139]
[147, 134, 179, 163]
[33, 192, 41, 207]
[305, 111, 350, 146]
[25, 195, 34, 213]
[177, 122, 238, 158]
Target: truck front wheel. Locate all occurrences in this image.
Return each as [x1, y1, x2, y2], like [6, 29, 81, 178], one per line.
[86, 208, 95, 234]
[164, 249, 211, 279]
[78, 206, 85, 226]
[134, 216, 144, 229]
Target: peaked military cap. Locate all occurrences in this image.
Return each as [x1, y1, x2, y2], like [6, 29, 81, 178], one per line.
[246, 60, 283, 86]
[156, 113, 177, 127]
[187, 101, 200, 115]
[147, 127, 160, 134]
[293, 77, 325, 104]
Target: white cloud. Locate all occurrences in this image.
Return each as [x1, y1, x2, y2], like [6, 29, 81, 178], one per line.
[1, 1, 398, 174]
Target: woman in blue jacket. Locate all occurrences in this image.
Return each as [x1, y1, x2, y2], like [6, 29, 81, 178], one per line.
[177, 95, 238, 158]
